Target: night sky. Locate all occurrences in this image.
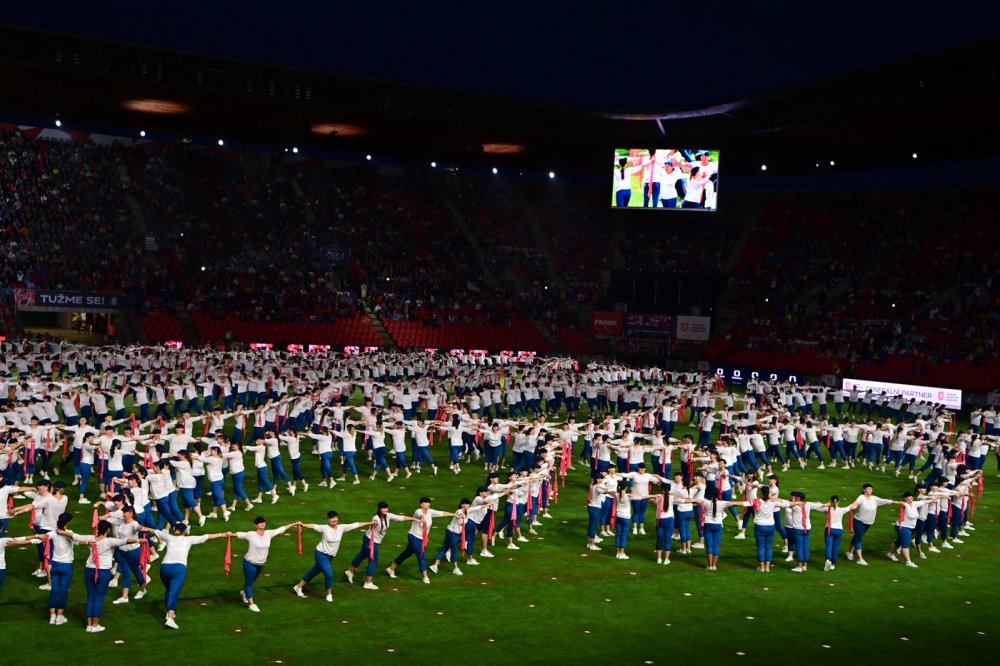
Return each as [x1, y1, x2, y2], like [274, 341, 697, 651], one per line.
[2, 2, 997, 110]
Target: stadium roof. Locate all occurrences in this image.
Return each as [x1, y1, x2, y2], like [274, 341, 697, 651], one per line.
[0, 20, 997, 176]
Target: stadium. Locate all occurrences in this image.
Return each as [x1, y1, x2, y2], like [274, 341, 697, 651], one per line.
[0, 6, 998, 665]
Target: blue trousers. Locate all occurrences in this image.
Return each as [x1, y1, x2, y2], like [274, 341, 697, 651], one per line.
[209, 480, 226, 507]
[586, 506, 601, 538]
[114, 547, 146, 589]
[290, 457, 305, 481]
[243, 559, 264, 599]
[614, 518, 631, 548]
[372, 449, 389, 473]
[49, 561, 73, 609]
[341, 452, 358, 476]
[793, 528, 811, 562]
[270, 457, 290, 483]
[655, 517, 674, 551]
[319, 452, 333, 479]
[754, 524, 776, 562]
[231, 471, 249, 501]
[301, 550, 335, 589]
[84, 568, 112, 618]
[79, 462, 93, 496]
[824, 529, 844, 563]
[160, 563, 187, 611]
[393, 533, 429, 574]
[675, 510, 693, 542]
[256, 466, 274, 492]
[704, 523, 723, 556]
[179, 487, 199, 509]
[495, 503, 526, 536]
[350, 536, 380, 577]
[434, 530, 463, 563]
[155, 497, 183, 530]
[850, 519, 870, 550]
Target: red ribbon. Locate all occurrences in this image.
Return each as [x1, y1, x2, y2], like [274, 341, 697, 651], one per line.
[610, 497, 617, 529]
[848, 510, 854, 534]
[224, 535, 232, 576]
[421, 519, 429, 555]
[826, 508, 832, 536]
[978, 477, 984, 500]
[92, 508, 99, 535]
[139, 540, 150, 571]
[44, 538, 53, 571]
[488, 509, 495, 542]
[91, 540, 101, 583]
[297, 524, 303, 556]
[898, 504, 906, 525]
[460, 515, 468, 555]
[30, 506, 37, 527]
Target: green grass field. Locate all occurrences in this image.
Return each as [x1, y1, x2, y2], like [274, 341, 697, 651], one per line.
[1, 399, 995, 665]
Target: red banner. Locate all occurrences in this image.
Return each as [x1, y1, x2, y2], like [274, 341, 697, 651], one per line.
[591, 311, 623, 336]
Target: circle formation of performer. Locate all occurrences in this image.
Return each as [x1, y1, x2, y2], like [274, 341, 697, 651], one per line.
[0, 343, 991, 630]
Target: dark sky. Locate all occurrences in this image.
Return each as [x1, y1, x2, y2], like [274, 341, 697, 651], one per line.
[2, 2, 998, 110]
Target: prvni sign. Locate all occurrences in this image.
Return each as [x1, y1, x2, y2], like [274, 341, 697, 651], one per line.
[842, 378, 962, 410]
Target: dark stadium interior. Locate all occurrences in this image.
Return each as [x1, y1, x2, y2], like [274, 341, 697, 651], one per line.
[0, 22, 998, 391]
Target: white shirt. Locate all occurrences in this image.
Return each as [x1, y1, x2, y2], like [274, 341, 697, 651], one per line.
[852, 494, 893, 525]
[311, 522, 363, 556]
[408, 508, 446, 539]
[74, 535, 129, 569]
[237, 526, 289, 565]
[154, 530, 211, 566]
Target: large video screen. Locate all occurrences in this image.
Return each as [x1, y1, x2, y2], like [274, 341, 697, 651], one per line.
[611, 148, 720, 210]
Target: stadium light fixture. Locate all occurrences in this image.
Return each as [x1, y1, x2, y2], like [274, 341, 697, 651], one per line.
[492, 167, 498, 174]
[139, 130, 146, 137]
[54, 119, 62, 127]
[123, 99, 191, 114]
[366, 154, 372, 161]
[292, 147, 299, 154]
[912, 153, 918, 159]
[760, 164, 767, 171]
[217, 139, 224, 146]
[548, 171, 555, 179]
[200, 266, 206, 271]
[829, 160, 835, 166]
[431, 161, 437, 168]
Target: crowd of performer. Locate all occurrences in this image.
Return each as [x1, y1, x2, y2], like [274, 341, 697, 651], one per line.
[0, 340, 993, 631]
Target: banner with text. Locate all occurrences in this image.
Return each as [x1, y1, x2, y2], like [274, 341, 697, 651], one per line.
[675, 315, 711, 341]
[13, 289, 124, 312]
[590, 310, 624, 336]
[625, 313, 674, 338]
[842, 377, 962, 410]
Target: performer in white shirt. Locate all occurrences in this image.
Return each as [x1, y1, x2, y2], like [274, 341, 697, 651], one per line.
[235, 516, 296, 612]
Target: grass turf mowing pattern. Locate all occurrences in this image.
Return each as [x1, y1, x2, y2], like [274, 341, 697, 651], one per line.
[0, 403, 995, 665]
